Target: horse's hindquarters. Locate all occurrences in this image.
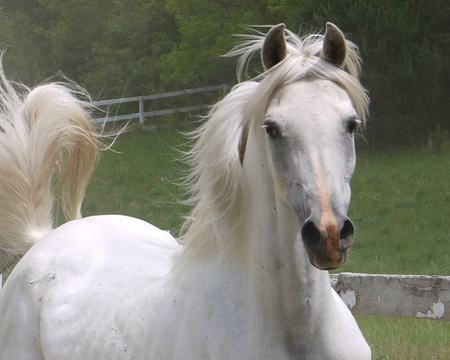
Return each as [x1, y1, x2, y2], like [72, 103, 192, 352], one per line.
[0, 215, 181, 360]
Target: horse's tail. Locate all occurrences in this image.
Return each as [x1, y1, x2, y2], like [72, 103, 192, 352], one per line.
[0, 68, 99, 259]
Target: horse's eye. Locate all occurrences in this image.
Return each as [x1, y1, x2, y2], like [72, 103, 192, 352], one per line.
[346, 118, 360, 134]
[262, 120, 281, 139]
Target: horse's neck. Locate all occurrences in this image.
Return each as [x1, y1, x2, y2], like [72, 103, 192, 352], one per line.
[242, 130, 333, 347]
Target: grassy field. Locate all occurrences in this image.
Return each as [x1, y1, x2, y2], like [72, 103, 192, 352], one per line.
[85, 128, 450, 359]
[84, 128, 188, 233]
[358, 316, 450, 359]
[343, 145, 450, 275]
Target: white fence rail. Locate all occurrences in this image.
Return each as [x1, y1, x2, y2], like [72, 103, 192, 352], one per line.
[330, 273, 450, 320]
[92, 84, 228, 125]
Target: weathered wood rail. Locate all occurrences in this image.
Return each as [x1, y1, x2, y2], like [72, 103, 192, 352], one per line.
[92, 84, 228, 125]
[330, 273, 450, 320]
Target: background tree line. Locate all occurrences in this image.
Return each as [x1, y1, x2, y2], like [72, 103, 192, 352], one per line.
[0, 0, 448, 149]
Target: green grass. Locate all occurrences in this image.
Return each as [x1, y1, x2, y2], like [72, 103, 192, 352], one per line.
[342, 146, 450, 275]
[358, 316, 450, 360]
[83, 129, 189, 234]
[85, 129, 450, 359]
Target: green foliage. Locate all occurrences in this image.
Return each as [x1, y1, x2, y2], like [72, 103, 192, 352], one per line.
[81, 0, 178, 98]
[164, 0, 450, 147]
[0, 0, 448, 147]
[0, 1, 53, 84]
[43, 0, 110, 81]
[161, 0, 267, 86]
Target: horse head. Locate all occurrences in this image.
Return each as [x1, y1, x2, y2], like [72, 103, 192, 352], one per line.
[247, 23, 367, 270]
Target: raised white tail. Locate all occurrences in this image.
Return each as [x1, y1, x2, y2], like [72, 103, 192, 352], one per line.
[0, 69, 98, 260]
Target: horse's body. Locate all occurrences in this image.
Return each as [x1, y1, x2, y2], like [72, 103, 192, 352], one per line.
[0, 23, 371, 359]
[1, 214, 367, 360]
[1, 216, 180, 359]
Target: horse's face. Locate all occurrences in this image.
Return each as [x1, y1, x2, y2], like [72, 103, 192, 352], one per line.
[260, 23, 359, 270]
[264, 79, 358, 270]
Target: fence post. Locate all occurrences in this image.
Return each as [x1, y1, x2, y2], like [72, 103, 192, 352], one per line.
[222, 84, 228, 97]
[138, 96, 144, 126]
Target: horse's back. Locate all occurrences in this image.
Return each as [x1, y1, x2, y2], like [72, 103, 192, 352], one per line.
[0, 215, 181, 360]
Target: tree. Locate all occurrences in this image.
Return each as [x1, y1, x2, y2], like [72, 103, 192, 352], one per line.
[0, 0, 447, 147]
[0, 0, 53, 84]
[81, 0, 178, 98]
[162, 0, 268, 87]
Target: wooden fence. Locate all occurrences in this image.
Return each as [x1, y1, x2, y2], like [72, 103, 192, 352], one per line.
[92, 84, 228, 125]
[331, 273, 450, 320]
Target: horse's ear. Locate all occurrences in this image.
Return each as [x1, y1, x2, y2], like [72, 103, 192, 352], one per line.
[261, 23, 287, 70]
[321, 22, 346, 67]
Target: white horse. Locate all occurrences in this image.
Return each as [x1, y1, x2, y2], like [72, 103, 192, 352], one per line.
[0, 23, 371, 359]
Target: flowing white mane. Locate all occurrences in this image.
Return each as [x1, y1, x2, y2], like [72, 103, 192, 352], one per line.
[179, 26, 369, 261]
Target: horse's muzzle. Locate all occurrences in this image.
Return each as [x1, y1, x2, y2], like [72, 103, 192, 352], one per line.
[301, 216, 355, 270]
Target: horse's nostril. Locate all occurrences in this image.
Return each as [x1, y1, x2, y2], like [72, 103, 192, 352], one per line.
[340, 219, 354, 240]
[301, 220, 322, 246]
